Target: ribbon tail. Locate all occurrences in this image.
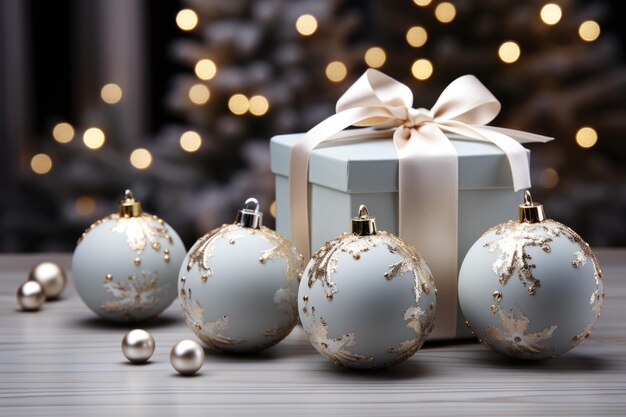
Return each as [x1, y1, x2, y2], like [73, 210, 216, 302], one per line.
[289, 107, 398, 258]
[393, 125, 459, 340]
[437, 121, 533, 191]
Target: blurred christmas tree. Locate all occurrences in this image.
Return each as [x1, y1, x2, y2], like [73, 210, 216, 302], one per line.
[11, 0, 626, 250]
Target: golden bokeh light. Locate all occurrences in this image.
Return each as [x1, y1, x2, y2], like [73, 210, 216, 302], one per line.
[194, 59, 217, 80]
[75, 196, 97, 217]
[179, 131, 202, 152]
[100, 83, 123, 104]
[579, 20, 600, 42]
[411, 59, 433, 80]
[228, 94, 249, 115]
[364, 47, 387, 68]
[540, 3, 562, 25]
[413, 0, 432, 6]
[325, 61, 347, 82]
[30, 153, 52, 175]
[539, 168, 559, 189]
[130, 148, 152, 169]
[435, 2, 456, 23]
[52, 122, 75, 143]
[83, 127, 105, 150]
[176, 9, 198, 31]
[295, 14, 318, 36]
[498, 41, 521, 63]
[406, 26, 428, 47]
[249, 95, 270, 116]
[270, 200, 277, 218]
[189, 84, 210, 105]
[576, 127, 598, 148]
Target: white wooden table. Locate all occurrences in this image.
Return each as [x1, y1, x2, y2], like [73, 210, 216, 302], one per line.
[1, 251, 625, 416]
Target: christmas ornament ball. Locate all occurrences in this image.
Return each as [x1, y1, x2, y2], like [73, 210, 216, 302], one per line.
[170, 339, 205, 375]
[28, 262, 66, 300]
[17, 281, 46, 311]
[458, 192, 603, 360]
[72, 190, 186, 322]
[121, 329, 155, 364]
[179, 198, 303, 353]
[299, 206, 436, 369]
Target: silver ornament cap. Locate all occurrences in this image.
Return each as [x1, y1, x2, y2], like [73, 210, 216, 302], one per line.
[235, 198, 263, 229]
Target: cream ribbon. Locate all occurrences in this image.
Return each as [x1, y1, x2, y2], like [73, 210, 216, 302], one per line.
[288, 69, 552, 339]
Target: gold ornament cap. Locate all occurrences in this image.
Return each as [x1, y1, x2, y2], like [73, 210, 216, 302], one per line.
[235, 198, 263, 229]
[518, 190, 546, 223]
[351, 205, 377, 236]
[119, 189, 142, 218]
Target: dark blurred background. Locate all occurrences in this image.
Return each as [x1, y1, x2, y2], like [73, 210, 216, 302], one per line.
[1, 0, 625, 252]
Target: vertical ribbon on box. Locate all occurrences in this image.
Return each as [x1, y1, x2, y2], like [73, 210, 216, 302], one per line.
[289, 69, 552, 339]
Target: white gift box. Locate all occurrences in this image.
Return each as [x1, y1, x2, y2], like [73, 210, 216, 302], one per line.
[270, 132, 529, 340]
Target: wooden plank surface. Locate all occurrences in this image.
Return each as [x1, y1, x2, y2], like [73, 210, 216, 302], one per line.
[0, 250, 625, 416]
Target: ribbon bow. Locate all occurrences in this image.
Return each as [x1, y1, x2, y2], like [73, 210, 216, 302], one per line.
[288, 69, 552, 339]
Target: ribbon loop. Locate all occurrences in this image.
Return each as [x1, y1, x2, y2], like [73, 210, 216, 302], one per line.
[287, 69, 553, 339]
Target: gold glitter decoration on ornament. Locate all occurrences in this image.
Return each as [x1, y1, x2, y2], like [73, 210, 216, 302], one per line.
[307, 231, 434, 302]
[492, 291, 502, 301]
[100, 270, 162, 318]
[109, 213, 173, 254]
[388, 306, 433, 361]
[179, 281, 245, 349]
[304, 307, 373, 366]
[186, 224, 242, 272]
[484, 307, 557, 355]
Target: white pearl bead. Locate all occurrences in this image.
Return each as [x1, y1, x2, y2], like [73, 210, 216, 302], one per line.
[121, 329, 155, 363]
[170, 340, 205, 375]
[29, 262, 67, 300]
[17, 281, 45, 311]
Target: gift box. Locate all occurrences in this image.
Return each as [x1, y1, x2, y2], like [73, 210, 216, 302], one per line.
[271, 133, 528, 340]
[269, 69, 551, 340]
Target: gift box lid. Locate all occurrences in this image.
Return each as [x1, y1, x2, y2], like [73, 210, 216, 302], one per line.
[270, 131, 529, 192]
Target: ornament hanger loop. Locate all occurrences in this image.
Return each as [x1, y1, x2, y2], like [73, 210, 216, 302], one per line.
[358, 204, 369, 219]
[244, 198, 260, 213]
[523, 190, 533, 206]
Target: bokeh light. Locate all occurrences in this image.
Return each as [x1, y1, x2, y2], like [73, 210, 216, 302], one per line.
[176, 9, 198, 31]
[194, 59, 217, 80]
[295, 14, 318, 36]
[411, 59, 433, 80]
[579, 20, 600, 42]
[325, 61, 347, 82]
[83, 127, 105, 149]
[539, 168, 559, 188]
[52, 122, 74, 143]
[413, 0, 432, 6]
[100, 83, 123, 104]
[130, 148, 152, 169]
[75, 196, 97, 217]
[189, 84, 210, 105]
[249, 95, 270, 116]
[30, 153, 52, 174]
[434, 2, 456, 23]
[406, 26, 428, 47]
[270, 200, 277, 218]
[180, 131, 202, 152]
[498, 41, 521, 63]
[228, 94, 249, 115]
[540, 3, 562, 25]
[576, 127, 598, 148]
[364, 47, 386, 68]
